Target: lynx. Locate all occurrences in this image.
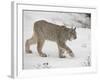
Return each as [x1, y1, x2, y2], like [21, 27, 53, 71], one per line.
[25, 20, 77, 58]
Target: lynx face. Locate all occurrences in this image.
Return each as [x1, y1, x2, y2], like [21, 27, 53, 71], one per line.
[69, 27, 77, 41]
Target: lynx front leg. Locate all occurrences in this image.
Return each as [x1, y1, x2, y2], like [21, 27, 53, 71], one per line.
[57, 41, 75, 57]
[58, 46, 66, 58]
[37, 39, 47, 57]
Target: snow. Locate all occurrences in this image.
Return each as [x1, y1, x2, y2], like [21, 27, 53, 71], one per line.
[23, 10, 91, 69]
[23, 28, 91, 69]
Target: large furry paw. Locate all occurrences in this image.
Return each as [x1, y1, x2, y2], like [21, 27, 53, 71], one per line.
[26, 50, 32, 53]
[59, 55, 66, 58]
[69, 52, 75, 57]
[40, 53, 47, 57]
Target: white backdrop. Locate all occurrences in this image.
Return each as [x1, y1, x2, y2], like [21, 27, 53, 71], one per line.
[0, 0, 100, 80]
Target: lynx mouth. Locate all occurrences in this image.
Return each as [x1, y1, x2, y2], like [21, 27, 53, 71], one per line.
[69, 37, 74, 41]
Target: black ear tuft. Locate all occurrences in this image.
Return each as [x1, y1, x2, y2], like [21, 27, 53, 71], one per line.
[74, 27, 76, 30]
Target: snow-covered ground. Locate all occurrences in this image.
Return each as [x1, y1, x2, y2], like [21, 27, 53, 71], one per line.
[23, 28, 91, 69]
[23, 10, 91, 69]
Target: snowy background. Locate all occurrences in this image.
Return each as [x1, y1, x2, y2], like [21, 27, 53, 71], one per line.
[23, 10, 91, 69]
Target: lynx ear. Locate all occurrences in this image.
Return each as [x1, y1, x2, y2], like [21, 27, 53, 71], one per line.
[71, 26, 73, 29]
[74, 27, 76, 30]
[71, 26, 76, 30]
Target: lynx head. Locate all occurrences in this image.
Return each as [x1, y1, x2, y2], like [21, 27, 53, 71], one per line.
[68, 27, 77, 41]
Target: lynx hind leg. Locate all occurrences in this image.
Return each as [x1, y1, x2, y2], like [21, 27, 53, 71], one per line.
[37, 38, 47, 57]
[25, 35, 36, 53]
[58, 46, 66, 58]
